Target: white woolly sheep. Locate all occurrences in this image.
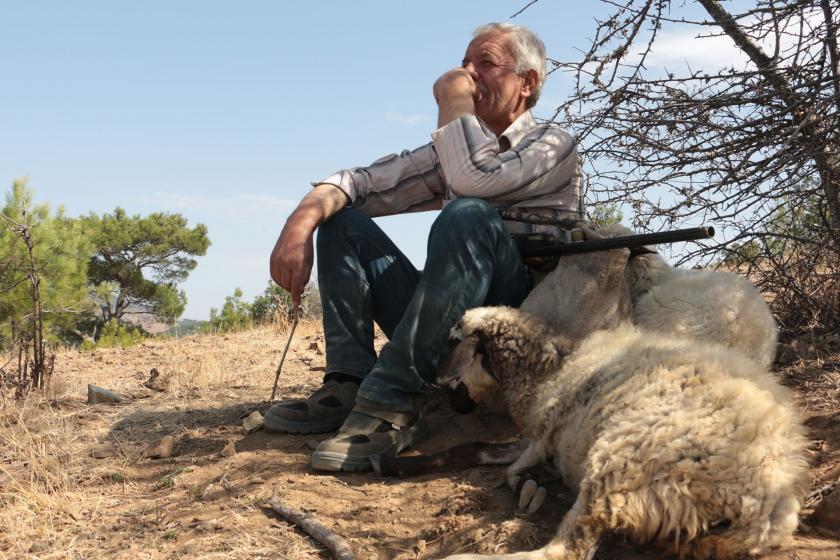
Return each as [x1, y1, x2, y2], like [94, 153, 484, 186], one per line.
[440, 306, 808, 560]
[597, 224, 778, 369]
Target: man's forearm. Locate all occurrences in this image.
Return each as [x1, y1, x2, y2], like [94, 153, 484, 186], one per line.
[437, 98, 475, 129]
[290, 184, 351, 230]
[270, 184, 350, 304]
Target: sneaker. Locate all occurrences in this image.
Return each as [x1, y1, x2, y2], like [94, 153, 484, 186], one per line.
[309, 404, 429, 472]
[264, 379, 358, 434]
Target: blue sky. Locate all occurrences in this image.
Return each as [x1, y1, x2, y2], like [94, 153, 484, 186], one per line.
[0, 1, 736, 319]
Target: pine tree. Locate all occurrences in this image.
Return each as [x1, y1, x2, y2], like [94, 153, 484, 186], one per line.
[83, 208, 210, 327]
[0, 179, 92, 348]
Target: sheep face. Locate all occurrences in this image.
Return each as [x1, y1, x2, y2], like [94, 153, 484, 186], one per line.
[625, 252, 671, 302]
[438, 333, 503, 413]
[440, 307, 529, 413]
[440, 307, 571, 414]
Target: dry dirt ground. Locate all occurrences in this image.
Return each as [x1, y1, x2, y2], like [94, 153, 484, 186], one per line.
[1, 321, 839, 559]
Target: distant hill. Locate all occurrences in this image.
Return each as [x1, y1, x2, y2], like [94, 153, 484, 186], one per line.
[114, 302, 207, 337]
[164, 318, 209, 337]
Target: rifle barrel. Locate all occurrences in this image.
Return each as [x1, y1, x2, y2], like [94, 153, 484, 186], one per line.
[519, 226, 715, 258]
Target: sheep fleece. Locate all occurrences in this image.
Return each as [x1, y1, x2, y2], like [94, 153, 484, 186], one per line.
[453, 306, 808, 559]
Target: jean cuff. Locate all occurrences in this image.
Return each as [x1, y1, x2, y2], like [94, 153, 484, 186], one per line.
[354, 392, 416, 413]
[324, 362, 373, 379]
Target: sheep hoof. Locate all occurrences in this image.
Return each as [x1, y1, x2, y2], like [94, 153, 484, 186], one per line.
[519, 479, 538, 509]
[508, 474, 522, 492]
[526, 487, 547, 514]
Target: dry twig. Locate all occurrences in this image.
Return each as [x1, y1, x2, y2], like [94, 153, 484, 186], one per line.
[269, 306, 300, 401]
[265, 487, 355, 560]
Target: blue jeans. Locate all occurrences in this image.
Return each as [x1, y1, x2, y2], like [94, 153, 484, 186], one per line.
[317, 198, 531, 412]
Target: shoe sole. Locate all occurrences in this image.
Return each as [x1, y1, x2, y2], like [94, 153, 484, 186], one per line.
[263, 411, 349, 434]
[309, 418, 430, 472]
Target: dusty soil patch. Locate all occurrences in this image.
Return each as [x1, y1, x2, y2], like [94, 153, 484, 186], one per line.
[1, 322, 838, 559]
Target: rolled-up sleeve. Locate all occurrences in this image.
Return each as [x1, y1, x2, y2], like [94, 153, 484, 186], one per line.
[313, 144, 446, 217]
[431, 116, 581, 212]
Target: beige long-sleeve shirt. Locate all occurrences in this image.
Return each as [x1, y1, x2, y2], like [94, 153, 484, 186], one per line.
[314, 111, 583, 233]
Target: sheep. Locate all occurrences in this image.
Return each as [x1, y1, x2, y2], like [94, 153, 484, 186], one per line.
[518, 248, 632, 341]
[439, 306, 808, 560]
[597, 224, 778, 369]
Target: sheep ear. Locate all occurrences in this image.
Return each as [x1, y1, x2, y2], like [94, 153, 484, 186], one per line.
[449, 318, 466, 341]
[437, 335, 479, 386]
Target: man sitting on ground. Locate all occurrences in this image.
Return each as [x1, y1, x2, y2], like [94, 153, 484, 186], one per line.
[266, 22, 583, 472]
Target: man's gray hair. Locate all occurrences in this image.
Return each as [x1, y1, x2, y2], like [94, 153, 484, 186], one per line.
[474, 22, 547, 109]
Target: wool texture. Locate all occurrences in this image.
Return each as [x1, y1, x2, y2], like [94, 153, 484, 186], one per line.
[449, 306, 808, 560]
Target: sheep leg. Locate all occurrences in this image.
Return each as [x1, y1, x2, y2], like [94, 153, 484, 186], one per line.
[506, 440, 549, 514]
[540, 490, 602, 560]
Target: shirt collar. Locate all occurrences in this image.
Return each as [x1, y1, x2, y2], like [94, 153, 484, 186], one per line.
[499, 110, 537, 151]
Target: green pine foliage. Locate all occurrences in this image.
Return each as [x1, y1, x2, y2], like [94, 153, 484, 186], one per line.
[209, 283, 321, 333]
[80, 319, 146, 350]
[83, 208, 210, 326]
[587, 204, 624, 229]
[0, 181, 212, 350]
[0, 179, 92, 348]
[208, 288, 252, 332]
[250, 282, 293, 323]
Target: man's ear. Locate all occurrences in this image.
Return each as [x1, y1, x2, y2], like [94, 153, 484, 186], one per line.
[520, 68, 539, 101]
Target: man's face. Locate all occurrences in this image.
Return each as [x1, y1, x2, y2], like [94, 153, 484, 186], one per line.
[462, 30, 531, 132]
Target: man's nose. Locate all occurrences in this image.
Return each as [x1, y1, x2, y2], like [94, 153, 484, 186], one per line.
[463, 61, 478, 77]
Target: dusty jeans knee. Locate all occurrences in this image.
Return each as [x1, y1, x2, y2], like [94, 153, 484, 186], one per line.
[317, 199, 531, 412]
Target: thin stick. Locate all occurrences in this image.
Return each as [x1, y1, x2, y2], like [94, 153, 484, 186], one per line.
[266, 488, 356, 560]
[270, 307, 300, 401]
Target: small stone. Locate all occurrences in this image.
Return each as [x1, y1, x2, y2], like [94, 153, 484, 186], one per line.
[144, 435, 176, 459]
[220, 440, 236, 457]
[87, 384, 123, 404]
[307, 342, 323, 355]
[64, 503, 82, 521]
[143, 368, 169, 392]
[809, 487, 840, 535]
[242, 411, 264, 434]
[200, 483, 216, 500]
[91, 443, 116, 458]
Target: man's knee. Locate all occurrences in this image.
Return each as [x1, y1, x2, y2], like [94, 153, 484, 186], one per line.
[317, 208, 371, 250]
[432, 198, 503, 237]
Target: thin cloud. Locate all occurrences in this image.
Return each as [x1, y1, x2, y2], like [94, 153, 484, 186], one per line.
[643, 8, 823, 73]
[385, 110, 432, 125]
[645, 29, 747, 71]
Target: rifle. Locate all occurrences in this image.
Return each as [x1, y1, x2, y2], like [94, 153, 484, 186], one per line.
[516, 226, 716, 258]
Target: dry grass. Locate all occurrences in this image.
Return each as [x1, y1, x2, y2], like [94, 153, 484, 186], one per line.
[0, 322, 325, 559]
[0, 321, 838, 559]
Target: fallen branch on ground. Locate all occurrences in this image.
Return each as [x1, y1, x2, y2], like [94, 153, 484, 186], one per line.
[266, 487, 355, 560]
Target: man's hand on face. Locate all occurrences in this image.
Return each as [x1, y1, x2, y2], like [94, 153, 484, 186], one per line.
[270, 215, 314, 307]
[433, 68, 478, 128]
